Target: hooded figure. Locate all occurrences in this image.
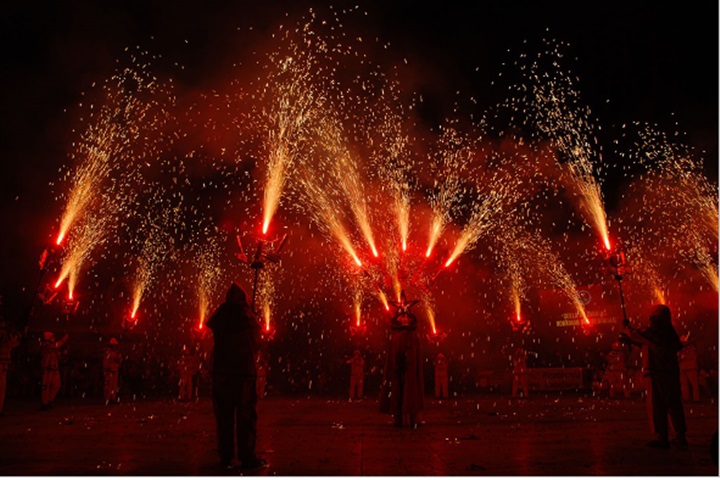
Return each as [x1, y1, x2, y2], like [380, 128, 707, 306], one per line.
[206, 283, 265, 469]
[624, 304, 687, 449]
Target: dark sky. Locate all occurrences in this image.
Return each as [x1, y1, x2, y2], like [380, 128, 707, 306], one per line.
[0, 0, 717, 308]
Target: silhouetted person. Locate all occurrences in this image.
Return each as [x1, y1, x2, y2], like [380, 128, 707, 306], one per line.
[206, 283, 266, 469]
[434, 353, 449, 399]
[103, 338, 122, 404]
[40, 331, 68, 410]
[347, 349, 365, 400]
[511, 347, 529, 398]
[622, 304, 687, 450]
[0, 320, 20, 415]
[605, 341, 631, 398]
[177, 346, 199, 401]
[383, 291, 423, 428]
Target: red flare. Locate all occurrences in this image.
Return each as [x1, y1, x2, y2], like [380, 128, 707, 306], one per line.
[262, 219, 270, 235]
[56, 232, 64, 245]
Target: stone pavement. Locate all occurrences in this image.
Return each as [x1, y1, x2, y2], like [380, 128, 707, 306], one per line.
[0, 394, 717, 476]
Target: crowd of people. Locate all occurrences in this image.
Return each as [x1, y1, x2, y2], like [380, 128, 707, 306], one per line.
[0, 288, 717, 467]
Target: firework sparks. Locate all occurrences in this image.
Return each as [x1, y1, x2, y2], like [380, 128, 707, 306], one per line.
[298, 172, 363, 266]
[260, 29, 325, 236]
[130, 209, 174, 321]
[377, 289, 390, 311]
[316, 116, 379, 258]
[353, 290, 363, 327]
[516, 41, 612, 251]
[427, 126, 471, 258]
[419, 290, 437, 334]
[258, 263, 279, 332]
[54, 212, 110, 300]
[445, 184, 513, 267]
[194, 240, 225, 330]
[619, 126, 718, 292]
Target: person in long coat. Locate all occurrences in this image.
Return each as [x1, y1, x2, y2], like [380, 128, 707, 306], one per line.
[383, 291, 424, 428]
[207, 283, 266, 469]
[623, 304, 687, 450]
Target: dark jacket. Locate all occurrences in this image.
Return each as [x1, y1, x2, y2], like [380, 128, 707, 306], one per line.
[206, 284, 259, 377]
[626, 304, 683, 375]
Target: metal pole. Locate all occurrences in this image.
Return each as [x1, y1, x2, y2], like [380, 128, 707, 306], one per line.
[251, 267, 260, 314]
[616, 275, 629, 326]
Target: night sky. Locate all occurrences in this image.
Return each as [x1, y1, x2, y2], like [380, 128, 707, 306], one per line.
[0, 0, 717, 322]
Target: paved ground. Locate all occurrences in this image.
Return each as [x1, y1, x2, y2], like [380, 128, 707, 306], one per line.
[0, 393, 717, 476]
